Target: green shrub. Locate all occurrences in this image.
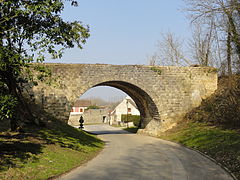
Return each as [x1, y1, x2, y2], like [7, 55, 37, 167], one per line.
[121, 114, 140, 126]
[150, 67, 162, 75]
[0, 93, 18, 121]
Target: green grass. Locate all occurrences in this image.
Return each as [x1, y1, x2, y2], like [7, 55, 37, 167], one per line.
[0, 120, 104, 180]
[159, 122, 240, 179]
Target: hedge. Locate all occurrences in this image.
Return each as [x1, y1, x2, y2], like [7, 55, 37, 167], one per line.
[121, 114, 140, 126]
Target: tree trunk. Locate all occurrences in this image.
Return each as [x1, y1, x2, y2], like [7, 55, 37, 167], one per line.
[226, 11, 240, 66]
[5, 69, 35, 131]
[227, 26, 233, 88]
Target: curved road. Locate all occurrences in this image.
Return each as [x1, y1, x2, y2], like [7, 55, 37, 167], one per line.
[58, 124, 233, 180]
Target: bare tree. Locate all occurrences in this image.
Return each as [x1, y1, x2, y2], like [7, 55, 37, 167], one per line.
[148, 32, 191, 66]
[189, 20, 215, 66]
[184, 0, 240, 76]
[147, 52, 158, 66]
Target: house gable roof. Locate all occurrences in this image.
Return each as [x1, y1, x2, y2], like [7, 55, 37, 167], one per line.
[127, 98, 138, 109]
[73, 99, 91, 107]
[111, 96, 138, 114]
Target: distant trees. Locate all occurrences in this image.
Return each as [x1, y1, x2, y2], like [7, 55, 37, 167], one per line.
[87, 105, 100, 110]
[80, 97, 123, 112]
[87, 98, 109, 106]
[0, 0, 90, 131]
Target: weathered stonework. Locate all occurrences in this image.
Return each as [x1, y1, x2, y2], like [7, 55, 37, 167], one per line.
[32, 63, 217, 136]
[68, 109, 109, 126]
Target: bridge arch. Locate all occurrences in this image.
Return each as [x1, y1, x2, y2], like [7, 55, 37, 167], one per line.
[32, 64, 217, 136]
[92, 81, 160, 128]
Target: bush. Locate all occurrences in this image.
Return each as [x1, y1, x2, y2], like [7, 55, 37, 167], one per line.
[0, 93, 18, 121]
[121, 114, 140, 126]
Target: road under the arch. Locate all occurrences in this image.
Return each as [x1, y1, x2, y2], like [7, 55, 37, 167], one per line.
[58, 124, 233, 180]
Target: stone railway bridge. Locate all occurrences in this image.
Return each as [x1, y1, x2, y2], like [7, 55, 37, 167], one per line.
[32, 63, 217, 136]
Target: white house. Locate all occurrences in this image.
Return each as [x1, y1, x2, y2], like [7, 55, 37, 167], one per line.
[109, 96, 140, 124]
[70, 99, 91, 115]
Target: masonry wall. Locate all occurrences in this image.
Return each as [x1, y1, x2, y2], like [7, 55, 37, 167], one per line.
[32, 64, 217, 136]
[68, 109, 109, 126]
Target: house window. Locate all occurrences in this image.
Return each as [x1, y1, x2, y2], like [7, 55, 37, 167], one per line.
[71, 108, 74, 112]
[80, 108, 83, 112]
[128, 108, 131, 113]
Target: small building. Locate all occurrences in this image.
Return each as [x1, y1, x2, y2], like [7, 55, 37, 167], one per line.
[68, 108, 110, 126]
[70, 99, 91, 115]
[68, 99, 110, 126]
[109, 96, 140, 125]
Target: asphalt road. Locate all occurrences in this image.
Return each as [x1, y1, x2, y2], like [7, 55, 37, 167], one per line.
[58, 124, 233, 180]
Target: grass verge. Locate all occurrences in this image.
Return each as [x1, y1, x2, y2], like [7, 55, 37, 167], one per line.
[159, 122, 240, 179]
[0, 120, 104, 180]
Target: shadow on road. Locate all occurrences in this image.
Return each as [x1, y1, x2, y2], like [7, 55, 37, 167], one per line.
[84, 129, 131, 135]
[83, 124, 133, 135]
[65, 141, 232, 180]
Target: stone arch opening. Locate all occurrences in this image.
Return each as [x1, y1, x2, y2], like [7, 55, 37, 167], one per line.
[92, 81, 160, 128]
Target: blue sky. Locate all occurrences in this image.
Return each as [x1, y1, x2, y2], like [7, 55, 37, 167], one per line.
[48, 0, 191, 101]
[47, 0, 190, 65]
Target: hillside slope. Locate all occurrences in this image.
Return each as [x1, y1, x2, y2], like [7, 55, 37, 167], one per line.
[187, 75, 240, 128]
